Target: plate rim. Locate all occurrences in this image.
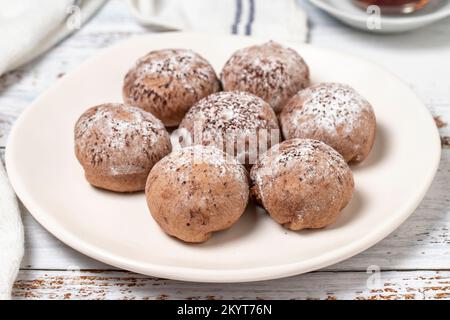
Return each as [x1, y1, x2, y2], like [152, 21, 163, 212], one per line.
[308, 0, 450, 26]
[5, 32, 442, 283]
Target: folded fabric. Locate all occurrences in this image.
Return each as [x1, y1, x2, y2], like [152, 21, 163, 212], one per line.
[128, 0, 308, 42]
[0, 0, 106, 76]
[0, 161, 24, 300]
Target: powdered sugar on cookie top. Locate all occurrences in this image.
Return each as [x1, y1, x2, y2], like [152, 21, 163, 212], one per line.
[221, 41, 310, 112]
[131, 49, 216, 91]
[178, 91, 281, 165]
[159, 145, 248, 184]
[251, 139, 351, 204]
[75, 104, 169, 175]
[182, 91, 276, 134]
[290, 83, 372, 136]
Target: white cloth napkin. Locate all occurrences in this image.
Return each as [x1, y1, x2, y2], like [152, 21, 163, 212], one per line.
[128, 0, 308, 42]
[0, 0, 106, 76]
[0, 161, 24, 300]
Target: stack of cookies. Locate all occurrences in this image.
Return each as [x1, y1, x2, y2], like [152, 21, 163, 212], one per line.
[74, 41, 376, 243]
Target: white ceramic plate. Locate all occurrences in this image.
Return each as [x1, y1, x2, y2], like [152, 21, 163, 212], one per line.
[6, 33, 441, 283]
[308, 0, 450, 33]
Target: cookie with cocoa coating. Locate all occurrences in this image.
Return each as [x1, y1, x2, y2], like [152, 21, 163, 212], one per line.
[123, 49, 221, 127]
[250, 139, 354, 231]
[178, 91, 281, 166]
[74, 103, 171, 192]
[280, 83, 376, 163]
[221, 41, 310, 113]
[146, 145, 249, 243]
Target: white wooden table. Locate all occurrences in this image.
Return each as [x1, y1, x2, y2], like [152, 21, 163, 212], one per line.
[1, 0, 449, 300]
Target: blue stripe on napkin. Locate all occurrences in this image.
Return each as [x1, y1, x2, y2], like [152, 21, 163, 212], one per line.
[232, 0, 243, 34]
[245, 0, 255, 35]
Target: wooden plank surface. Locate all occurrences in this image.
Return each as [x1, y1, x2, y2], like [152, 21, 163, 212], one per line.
[0, 0, 449, 299]
[12, 270, 450, 300]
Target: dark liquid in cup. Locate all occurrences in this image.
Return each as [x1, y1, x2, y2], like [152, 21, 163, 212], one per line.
[353, 0, 431, 14]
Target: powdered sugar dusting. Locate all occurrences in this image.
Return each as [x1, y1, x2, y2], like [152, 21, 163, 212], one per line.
[161, 145, 247, 184]
[131, 49, 216, 91]
[290, 83, 372, 136]
[75, 104, 170, 175]
[179, 91, 280, 163]
[251, 139, 351, 205]
[221, 41, 310, 112]
[273, 139, 347, 177]
[183, 91, 276, 135]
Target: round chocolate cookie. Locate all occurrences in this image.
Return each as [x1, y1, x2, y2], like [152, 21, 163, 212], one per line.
[146, 145, 249, 243]
[177, 91, 281, 166]
[123, 49, 221, 127]
[280, 83, 377, 163]
[250, 139, 354, 231]
[221, 41, 310, 113]
[75, 103, 171, 192]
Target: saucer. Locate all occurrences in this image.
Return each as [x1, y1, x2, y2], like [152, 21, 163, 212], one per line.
[308, 0, 450, 33]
